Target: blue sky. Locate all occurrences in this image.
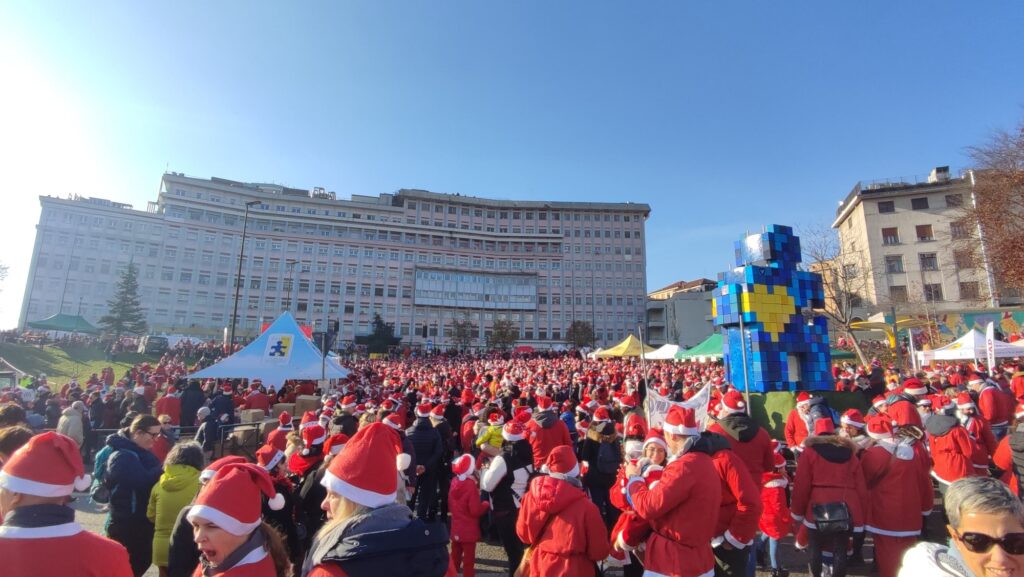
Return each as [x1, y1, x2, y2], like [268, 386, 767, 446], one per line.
[1, 1, 1023, 328]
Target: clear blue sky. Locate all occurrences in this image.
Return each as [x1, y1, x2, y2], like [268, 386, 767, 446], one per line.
[1, 1, 1023, 328]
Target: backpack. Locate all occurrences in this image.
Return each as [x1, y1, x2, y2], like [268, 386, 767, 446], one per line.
[596, 441, 620, 475]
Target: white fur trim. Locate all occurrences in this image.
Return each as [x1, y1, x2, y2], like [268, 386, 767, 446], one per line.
[321, 470, 396, 508]
[723, 529, 750, 548]
[188, 504, 260, 536]
[261, 450, 285, 472]
[615, 530, 635, 552]
[267, 493, 286, 511]
[502, 429, 525, 442]
[663, 422, 698, 436]
[0, 522, 82, 539]
[865, 525, 920, 537]
[397, 453, 412, 471]
[840, 417, 865, 429]
[0, 471, 75, 497]
[763, 478, 788, 489]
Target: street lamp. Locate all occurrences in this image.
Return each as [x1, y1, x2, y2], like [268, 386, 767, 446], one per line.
[229, 200, 261, 348]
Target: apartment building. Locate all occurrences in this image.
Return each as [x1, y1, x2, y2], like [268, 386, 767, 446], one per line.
[645, 278, 716, 347]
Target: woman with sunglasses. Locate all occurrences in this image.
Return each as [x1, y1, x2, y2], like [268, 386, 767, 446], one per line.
[900, 476, 1024, 577]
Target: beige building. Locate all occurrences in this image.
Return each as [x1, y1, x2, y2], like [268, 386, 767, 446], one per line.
[831, 166, 1003, 315]
[645, 278, 715, 347]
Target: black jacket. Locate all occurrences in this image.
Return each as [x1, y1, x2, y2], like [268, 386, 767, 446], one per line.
[406, 417, 443, 474]
[179, 382, 207, 427]
[166, 505, 199, 577]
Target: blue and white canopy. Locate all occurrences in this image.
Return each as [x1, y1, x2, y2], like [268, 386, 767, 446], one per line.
[189, 312, 349, 386]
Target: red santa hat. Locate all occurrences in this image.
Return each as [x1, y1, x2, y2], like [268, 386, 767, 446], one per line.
[452, 453, 476, 481]
[840, 409, 865, 429]
[956, 392, 976, 410]
[642, 429, 667, 452]
[902, 378, 927, 396]
[813, 418, 835, 435]
[502, 421, 526, 442]
[513, 405, 533, 422]
[382, 413, 404, 431]
[488, 412, 505, 426]
[301, 424, 327, 455]
[380, 399, 396, 412]
[256, 445, 285, 472]
[663, 406, 699, 437]
[535, 396, 554, 412]
[968, 376, 985, 387]
[592, 407, 611, 423]
[415, 403, 433, 418]
[188, 463, 284, 536]
[200, 455, 248, 483]
[300, 411, 319, 430]
[429, 405, 446, 421]
[1016, 402, 1024, 420]
[277, 411, 293, 431]
[866, 415, 893, 440]
[719, 391, 746, 416]
[796, 392, 812, 407]
[222, 383, 234, 394]
[619, 394, 637, 410]
[541, 445, 579, 479]
[0, 432, 91, 496]
[772, 452, 786, 469]
[324, 434, 349, 456]
[872, 395, 887, 410]
[321, 422, 410, 508]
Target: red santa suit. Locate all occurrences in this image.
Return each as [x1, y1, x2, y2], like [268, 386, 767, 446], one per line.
[886, 393, 923, 429]
[702, 433, 761, 550]
[192, 548, 277, 577]
[154, 393, 181, 425]
[758, 471, 792, 540]
[266, 413, 293, 452]
[243, 389, 271, 413]
[978, 382, 1012, 429]
[861, 437, 933, 577]
[783, 409, 811, 451]
[525, 408, 573, 469]
[707, 411, 775, 486]
[790, 435, 867, 534]
[961, 413, 997, 470]
[994, 434, 1019, 495]
[448, 456, 489, 577]
[927, 415, 978, 486]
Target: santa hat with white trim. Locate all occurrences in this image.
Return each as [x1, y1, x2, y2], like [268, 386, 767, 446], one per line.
[277, 411, 293, 431]
[488, 412, 505, 426]
[796, 392, 812, 408]
[324, 433, 349, 456]
[452, 453, 475, 481]
[592, 407, 611, 423]
[719, 390, 746, 416]
[382, 413, 404, 431]
[255, 444, 285, 472]
[535, 396, 555, 412]
[429, 405, 445, 421]
[642, 428, 667, 452]
[299, 411, 319, 430]
[340, 395, 357, 409]
[200, 455, 248, 483]
[321, 422, 410, 508]
[902, 378, 928, 397]
[840, 409, 865, 430]
[865, 415, 893, 440]
[541, 445, 579, 480]
[415, 403, 433, 418]
[188, 463, 284, 536]
[0, 431, 91, 497]
[502, 421, 526, 442]
[956, 392, 976, 411]
[301, 424, 327, 455]
[663, 406, 699, 437]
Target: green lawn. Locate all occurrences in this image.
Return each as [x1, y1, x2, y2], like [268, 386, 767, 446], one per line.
[0, 342, 160, 387]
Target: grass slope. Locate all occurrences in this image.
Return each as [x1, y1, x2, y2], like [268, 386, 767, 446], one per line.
[0, 342, 158, 387]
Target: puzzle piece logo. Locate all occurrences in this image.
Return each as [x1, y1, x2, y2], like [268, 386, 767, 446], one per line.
[265, 334, 293, 360]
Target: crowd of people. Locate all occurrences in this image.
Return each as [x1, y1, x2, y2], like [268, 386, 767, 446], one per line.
[1, 349, 1024, 577]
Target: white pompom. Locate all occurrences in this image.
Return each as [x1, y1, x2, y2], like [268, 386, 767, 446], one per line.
[268, 493, 286, 511]
[396, 453, 411, 471]
[74, 474, 92, 492]
[302, 448, 310, 456]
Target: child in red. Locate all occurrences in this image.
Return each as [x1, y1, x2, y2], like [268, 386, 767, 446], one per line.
[758, 452, 793, 577]
[448, 454, 490, 577]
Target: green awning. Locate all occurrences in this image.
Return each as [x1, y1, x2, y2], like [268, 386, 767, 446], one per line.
[675, 333, 723, 361]
[830, 349, 857, 360]
[26, 313, 99, 334]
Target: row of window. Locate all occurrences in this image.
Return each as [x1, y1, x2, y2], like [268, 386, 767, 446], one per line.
[877, 193, 963, 214]
[880, 222, 968, 245]
[888, 281, 980, 303]
[883, 250, 976, 273]
[405, 200, 643, 225]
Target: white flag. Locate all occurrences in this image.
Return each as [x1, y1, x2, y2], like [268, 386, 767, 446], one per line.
[986, 321, 997, 375]
[644, 382, 713, 431]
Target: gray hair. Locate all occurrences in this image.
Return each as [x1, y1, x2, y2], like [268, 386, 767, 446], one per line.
[165, 441, 206, 471]
[945, 476, 1024, 529]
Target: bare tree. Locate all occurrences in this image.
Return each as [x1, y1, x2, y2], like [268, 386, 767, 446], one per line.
[448, 314, 477, 351]
[486, 319, 519, 351]
[565, 320, 595, 348]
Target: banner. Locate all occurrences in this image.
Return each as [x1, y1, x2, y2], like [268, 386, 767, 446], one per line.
[907, 329, 919, 372]
[986, 321, 997, 374]
[644, 381, 713, 431]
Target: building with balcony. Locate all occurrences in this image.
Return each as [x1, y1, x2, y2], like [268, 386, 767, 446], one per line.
[645, 278, 715, 347]
[20, 173, 650, 348]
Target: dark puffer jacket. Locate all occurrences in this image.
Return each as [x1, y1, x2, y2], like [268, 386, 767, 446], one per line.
[406, 417, 443, 475]
[105, 430, 163, 522]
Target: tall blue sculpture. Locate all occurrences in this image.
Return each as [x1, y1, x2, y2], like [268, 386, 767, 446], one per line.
[712, 225, 832, 392]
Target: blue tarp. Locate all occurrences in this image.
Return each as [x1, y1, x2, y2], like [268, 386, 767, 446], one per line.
[188, 312, 349, 386]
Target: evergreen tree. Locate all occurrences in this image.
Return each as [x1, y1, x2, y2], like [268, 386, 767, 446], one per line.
[355, 313, 401, 353]
[99, 263, 147, 337]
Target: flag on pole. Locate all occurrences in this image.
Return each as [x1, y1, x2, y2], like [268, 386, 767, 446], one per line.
[986, 321, 997, 375]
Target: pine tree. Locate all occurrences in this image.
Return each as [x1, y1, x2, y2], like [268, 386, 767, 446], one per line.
[99, 263, 148, 337]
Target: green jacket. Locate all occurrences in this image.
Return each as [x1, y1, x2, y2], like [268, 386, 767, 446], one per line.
[147, 464, 201, 567]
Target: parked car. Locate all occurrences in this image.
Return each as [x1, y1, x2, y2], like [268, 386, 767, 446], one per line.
[138, 335, 169, 355]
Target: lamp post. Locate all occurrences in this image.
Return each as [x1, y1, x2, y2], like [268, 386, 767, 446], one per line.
[228, 200, 261, 348]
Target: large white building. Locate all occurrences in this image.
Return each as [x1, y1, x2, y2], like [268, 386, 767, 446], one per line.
[21, 173, 650, 348]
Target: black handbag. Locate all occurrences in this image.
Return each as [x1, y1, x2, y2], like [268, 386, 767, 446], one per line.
[811, 501, 851, 534]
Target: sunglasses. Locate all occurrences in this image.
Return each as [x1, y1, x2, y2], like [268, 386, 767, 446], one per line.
[953, 529, 1024, 555]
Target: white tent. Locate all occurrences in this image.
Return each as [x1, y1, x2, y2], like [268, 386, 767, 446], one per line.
[189, 312, 349, 387]
[917, 329, 1024, 363]
[644, 344, 680, 360]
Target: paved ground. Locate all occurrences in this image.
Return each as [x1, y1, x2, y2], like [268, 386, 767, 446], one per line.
[74, 493, 942, 577]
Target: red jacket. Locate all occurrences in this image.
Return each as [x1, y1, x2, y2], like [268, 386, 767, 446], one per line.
[154, 395, 181, 425]
[708, 414, 775, 486]
[758, 472, 792, 540]
[993, 435, 1019, 496]
[0, 523, 133, 577]
[703, 436, 761, 548]
[243, 392, 271, 413]
[783, 410, 810, 450]
[887, 396, 923, 429]
[860, 441, 933, 537]
[962, 415, 997, 469]
[460, 417, 479, 456]
[448, 476, 489, 544]
[1010, 373, 1024, 401]
[190, 549, 276, 577]
[791, 435, 868, 532]
[515, 475, 610, 577]
[526, 412, 573, 469]
[927, 417, 977, 485]
[266, 427, 290, 452]
[627, 449, 721, 577]
[978, 384, 1012, 426]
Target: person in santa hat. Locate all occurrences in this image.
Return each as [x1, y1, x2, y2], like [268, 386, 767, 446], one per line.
[756, 453, 792, 577]
[838, 409, 873, 453]
[956, 392, 998, 472]
[791, 418, 867, 577]
[887, 378, 925, 430]
[784, 392, 814, 454]
[156, 386, 183, 426]
[475, 410, 506, 457]
[428, 403, 456, 522]
[992, 401, 1024, 496]
[926, 401, 981, 492]
[334, 395, 360, 437]
[407, 403, 444, 521]
[303, 422, 451, 577]
[289, 424, 329, 545]
[708, 390, 775, 487]
[970, 374, 1014, 441]
[256, 444, 301, 573]
[525, 395, 573, 469]
[515, 445, 609, 577]
[187, 462, 292, 576]
[0, 431, 134, 577]
[622, 405, 720, 577]
[579, 405, 621, 529]
[211, 383, 238, 425]
[460, 402, 485, 459]
[448, 454, 490, 577]
[243, 380, 271, 414]
[609, 429, 667, 577]
[859, 415, 933, 577]
[480, 420, 536, 576]
[265, 412, 293, 453]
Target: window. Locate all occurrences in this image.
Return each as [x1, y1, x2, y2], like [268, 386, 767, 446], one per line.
[884, 255, 904, 273]
[919, 253, 938, 271]
[959, 281, 980, 300]
[924, 283, 944, 302]
[878, 200, 895, 214]
[881, 227, 900, 245]
[945, 194, 964, 208]
[911, 197, 929, 210]
[954, 249, 975, 270]
[915, 224, 934, 242]
[950, 221, 969, 240]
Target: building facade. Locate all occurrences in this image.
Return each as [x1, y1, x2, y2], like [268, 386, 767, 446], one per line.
[645, 278, 715, 347]
[21, 173, 650, 348]
[831, 166, 1006, 316]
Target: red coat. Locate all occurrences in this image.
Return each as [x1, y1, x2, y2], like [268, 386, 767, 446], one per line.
[266, 427, 290, 452]
[526, 413, 573, 469]
[243, 392, 271, 413]
[627, 449, 721, 577]
[448, 476, 489, 544]
[515, 475, 610, 577]
[978, 384, 1013, 426]
[707, 441, 761, 547]
[708, 417, 775, 486]
[783, 410, 810, 449]
[460, 417, 479, 455]
[928, 421, 977, 485]
[962, 416, 997, 469]
[758, 472, 792, 540]
[191, 548, 277, 577]
[887, 398, 923, 429]
[154, 395, 181, 425]
[993, 435, 1019, 495]
[0, 524, 133, 577]
[1010, 373, 1024, 401]
[860, 441, 932, 537]
[790, 435, 867, 533]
